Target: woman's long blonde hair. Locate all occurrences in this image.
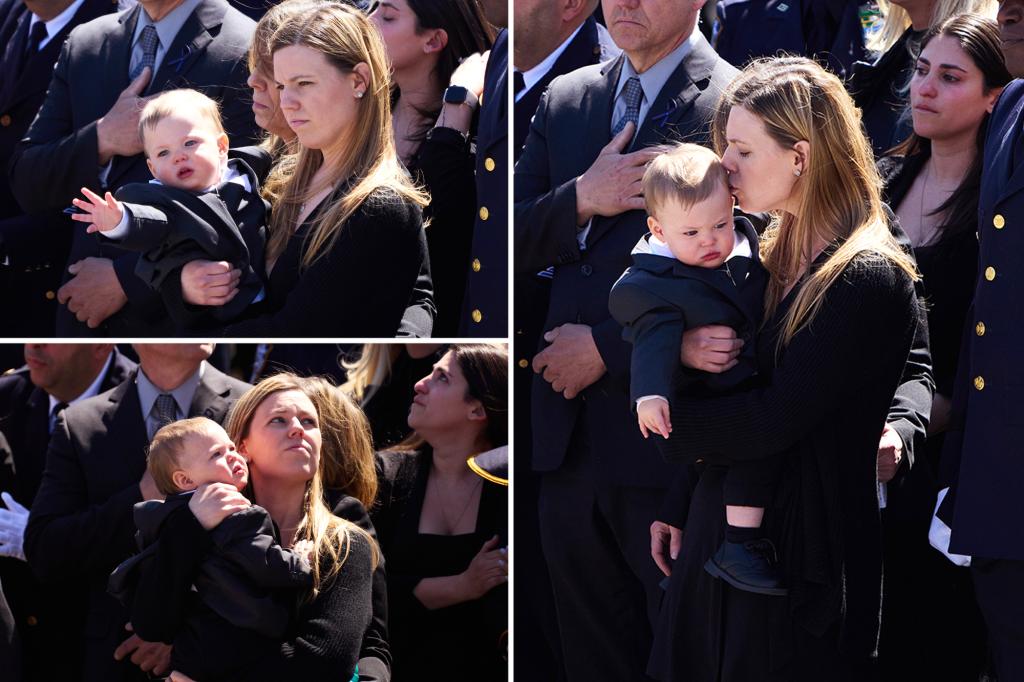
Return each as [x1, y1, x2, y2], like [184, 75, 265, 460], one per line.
[303, 375, 379, 509]
[265, 3, 429, 269]
[340, 344, 403, 403]
[711, 57, 919, 351]
[226, 374, 378, 599]
[870, 0, 997, 53]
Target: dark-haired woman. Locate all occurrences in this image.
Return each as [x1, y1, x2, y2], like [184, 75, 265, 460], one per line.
[371, 0, 494, 336]
[875, 13, 1008, 681]
[373, 344, 508, 681]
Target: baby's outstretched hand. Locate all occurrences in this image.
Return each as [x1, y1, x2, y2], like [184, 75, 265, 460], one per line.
[71, 187, 124, 233]
[638, 398, 672, 439]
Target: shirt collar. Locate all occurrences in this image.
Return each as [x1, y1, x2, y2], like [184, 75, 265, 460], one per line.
[518, 22, 587, 99]
[615, 24, 700, 104]
[48, 350, 114, 416]
[136, 360, 206, 420]
[132, 0, 202, 57]
[29, 0, 86, 51]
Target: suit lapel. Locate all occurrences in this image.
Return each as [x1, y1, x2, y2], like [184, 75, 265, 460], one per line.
[188, 367, 232, 422]
[146, 12, 214, 95]
[0, 10, 29, 107]
[102, 376, 150, 454]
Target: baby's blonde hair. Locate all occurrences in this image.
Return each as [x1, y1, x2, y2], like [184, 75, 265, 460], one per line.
[147, 417, 223, 496]
[643, 143, 728, 220]
[138, 89, 225, 156]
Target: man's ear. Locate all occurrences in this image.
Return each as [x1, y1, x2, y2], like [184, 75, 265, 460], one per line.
[171, 470, 192, 491]
[423, 28, 448, 55]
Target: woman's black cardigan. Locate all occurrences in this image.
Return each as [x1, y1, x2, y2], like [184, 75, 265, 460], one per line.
[226, 186, 432, 337]
[658, 254, 922, 658]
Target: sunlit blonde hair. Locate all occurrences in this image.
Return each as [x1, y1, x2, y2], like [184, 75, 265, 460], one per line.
[226, 373, 378, 598]
[302, 376, 378, 509]
[711, 57, 919, 351]
[264, 3, 429, 270]
[870, 0, 997, 53]
[339, 344, 403, 403]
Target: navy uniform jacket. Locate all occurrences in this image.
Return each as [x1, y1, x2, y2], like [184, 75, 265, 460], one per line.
[8, 0, 259, 337]
[0, 349, 135, 682]
[514, 35, 738, 486]
[0, 0, 115, 336]
[940, 79, 1024, 560]
[104, 147, 271, 331]
[23, 365, 251, 682]
[460, 29, 507, 336]
[608, 217, 766, 404]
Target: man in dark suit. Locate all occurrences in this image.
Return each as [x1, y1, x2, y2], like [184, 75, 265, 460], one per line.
[0, 0, 114, 335]
[511, 3, 612, 678]
[0, 344, 135, 681]
[8, 0, 258, 336]
[936, 2, 1024, 678]
[459, 0, 507, 337]
[514, 0, 737, 677]
[24, 344, 250, 681]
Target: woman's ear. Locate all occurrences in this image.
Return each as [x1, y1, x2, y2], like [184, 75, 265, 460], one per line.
[792, 140, 810, 176]
[986, 85, 1005, 114]
[467, 401, 487, 423]
[423, 28, 448, 55]
[351, 62, 372, 99]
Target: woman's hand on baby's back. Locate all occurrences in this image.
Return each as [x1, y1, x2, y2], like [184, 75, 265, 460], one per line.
[189, 482, 250, 530]
[180, 260, 241, 307]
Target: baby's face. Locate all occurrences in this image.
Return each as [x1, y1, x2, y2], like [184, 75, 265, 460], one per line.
[144, 115, 228, 191]
[649, 184, 736, 269]
[176, 424, 249, 491]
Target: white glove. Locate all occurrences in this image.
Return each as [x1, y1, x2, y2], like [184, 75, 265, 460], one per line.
[0, 491, 29, 562]
[928, 487, 971, 567]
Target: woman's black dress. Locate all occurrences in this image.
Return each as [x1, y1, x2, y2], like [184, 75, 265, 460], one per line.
[373, 449, 507, 682]
[649, 250, 920, 681]
[876, 152, 987, 681]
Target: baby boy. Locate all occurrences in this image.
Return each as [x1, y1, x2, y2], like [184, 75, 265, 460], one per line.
[609, 142, 785, 596]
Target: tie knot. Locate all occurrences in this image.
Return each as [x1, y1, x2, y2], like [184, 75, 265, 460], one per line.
[153, 393, 177, 430]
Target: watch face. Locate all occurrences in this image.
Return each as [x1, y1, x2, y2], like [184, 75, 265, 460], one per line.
[445, 86, 469, 104]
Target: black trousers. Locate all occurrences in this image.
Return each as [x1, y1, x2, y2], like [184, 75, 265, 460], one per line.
[723, 456, 783, 508]
[539, 421, 664, 682]
[972, 558, 1024, 681]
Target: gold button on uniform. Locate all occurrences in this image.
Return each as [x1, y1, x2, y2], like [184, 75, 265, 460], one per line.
[484, 157, 495, 172]
[985, 266, 996, 281]
[974, 376, 985, 391]
[0, 115, 10, 127]
[45, 290, 55, 300]
[472, 258, 481, 272]
[478, 206, 489, 221]
[472, 309, 482, 323]
[994, 214, 1005, 229]
[976, 321, 986, 336]
[26, 616, 37, 626]
[518, 359, 528, 368]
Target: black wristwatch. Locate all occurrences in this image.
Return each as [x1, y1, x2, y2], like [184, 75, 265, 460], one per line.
[443, 85, 479, 109]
